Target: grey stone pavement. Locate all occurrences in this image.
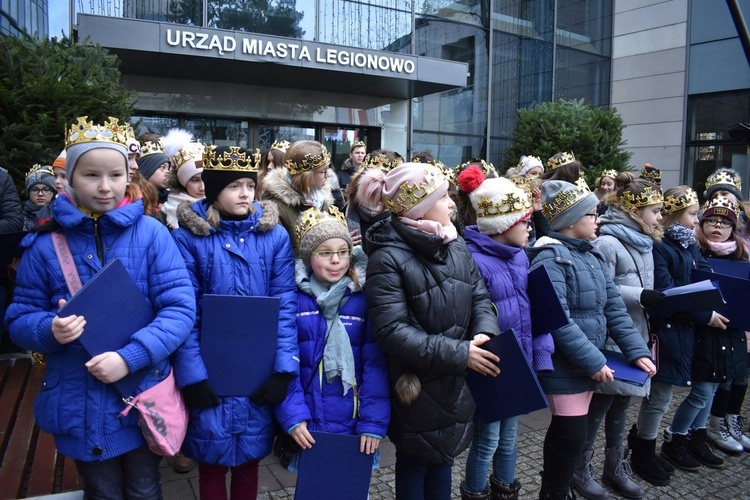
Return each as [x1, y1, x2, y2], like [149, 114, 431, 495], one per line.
[157, 386, 750, 499]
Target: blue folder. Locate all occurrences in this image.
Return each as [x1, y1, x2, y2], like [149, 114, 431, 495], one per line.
[200, 294, 280, 396]
[650, 279, 725, 317]
[692, 269, 750, 331]
[707, 258, 750, 279]
[57, 258, 153, 397]
[295, 431, 374, 500]
[528, 265, 569, 336]
[601, 349, 651, 387]
[466, 329, 548, 423]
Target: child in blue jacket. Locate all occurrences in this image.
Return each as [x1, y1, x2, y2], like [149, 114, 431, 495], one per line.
[277, 206, 390, 470]
[5, 116, 196, 498]
[170, 146, 298, 500]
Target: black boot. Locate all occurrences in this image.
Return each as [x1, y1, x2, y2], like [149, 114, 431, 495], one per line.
[660, 428, 701, 471]
[628, 423, 674, 475]
[629, 434, 671, 486]
[688, 428, 725, 469]
[539, 474, 575, 500]
[461, 481, 490, 500]
[489, 475, 521, 500]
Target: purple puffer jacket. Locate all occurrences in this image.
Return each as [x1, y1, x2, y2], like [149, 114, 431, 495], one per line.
[464, 226, 554, 372]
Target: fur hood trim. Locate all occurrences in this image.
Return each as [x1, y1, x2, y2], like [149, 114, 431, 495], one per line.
[394, 372, 421, 405]
[533, 236, 563, 248]
[262, 167, 334, 208]
[177, 200, 280, 237]
[294, 246, 367, 292]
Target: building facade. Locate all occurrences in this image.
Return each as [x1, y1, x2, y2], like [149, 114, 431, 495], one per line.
[1, 0, 47, 39]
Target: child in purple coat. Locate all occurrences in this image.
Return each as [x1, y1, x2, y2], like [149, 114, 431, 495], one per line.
[458, 166, 554, 499]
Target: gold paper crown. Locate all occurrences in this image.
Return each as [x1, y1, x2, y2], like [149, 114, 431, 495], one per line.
[295, 205, 347, 243]
[575, 177, 590, 191]
[702, 196, 739, 218]
[640, 166, 662, 182]
[285, 144, 331, 175]
[475, 189, 532, 219]
[662, 187, 699, 214]
[174, 143, 205, 170]
[362, 153, 400, 173]
[621, 186, 663, 209]
[542, 182, 592, 221]
[25, 163, 53, 182]
[203, 146, 261, 172]
[517, 155, 543, 171]
[270, 140, 291, 153]
[140, 141, 165, 157]
[350, 141, 366, 151]
[509, 175, 533, 194]
[410, 157, 446, 170]
[65, 116, 130, 149]
[383, 167, 446, 215]
[600, 169, 618, 180]
[705, 170, 741, 192]
[547, 151, 576, 171]
[460, 158, 498, 179]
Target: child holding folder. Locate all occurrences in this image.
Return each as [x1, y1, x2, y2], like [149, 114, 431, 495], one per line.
[277, 206, 390, 471]
[171, 146, 298, 500]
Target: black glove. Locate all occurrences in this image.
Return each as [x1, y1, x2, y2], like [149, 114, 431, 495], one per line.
[251, 373, 293, 405]
[640, 289, 666, 310]
[182, 380, 220, 409]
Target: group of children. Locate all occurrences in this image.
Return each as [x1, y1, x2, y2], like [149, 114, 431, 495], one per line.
[3, 117, 750, 500]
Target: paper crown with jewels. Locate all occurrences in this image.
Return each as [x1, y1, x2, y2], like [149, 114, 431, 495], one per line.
[270, 140, 291, 153]
[705, 169, 742, 192]
[702, 195, 740, 219]
[509, 175, 534, 193]
[640, 164, 662, 184]
[383, 166, 446, 215]
[546, 151, 576, 171]
[25, 163, 54, 182]
[474, 186, 532, 218]
[350, 140, 366, 151]
[620, 186, 663, 209]
[362, 153, 401, 173]
[140, 140, 165, 158]
[460, 158, 498, 179]
[295, 205, 347, 243]
[173, 143, 205, 170]
[662, 187, 699, 214]
[600, 169, 618, 180]
[542, 181, 592, 221]
[65, 116, 130, 149]
[285, 144, 331, 175]
[203, 146, 261, 172]
[575, 177, 590, 191]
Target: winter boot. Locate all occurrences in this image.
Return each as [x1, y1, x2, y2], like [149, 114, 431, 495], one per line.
[660, 428, 701, 471]
[601, 446, 644, 499]
[460, 481, 490, 500]
[571, 450, 609, 500]
[707, 414, 744, 453]
[627, 424, 673, 477]
[688, 428, 725, 468]
[489, 475, 521, 500]
[726, 414, 750, 451]
[538, 476, 576, 500]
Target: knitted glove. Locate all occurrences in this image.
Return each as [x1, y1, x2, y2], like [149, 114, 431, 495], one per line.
[182, 380, 220, 409]
[251, 373, 293, 405]
[640, 289, 666, 310]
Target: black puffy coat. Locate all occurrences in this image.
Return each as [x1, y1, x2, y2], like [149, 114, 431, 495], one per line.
[0, 168, 22, 234]
[365, 216, 500, 465]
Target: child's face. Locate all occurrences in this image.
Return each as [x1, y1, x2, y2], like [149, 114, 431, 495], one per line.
[526, 167, 543, 179]
[311, 238, 350, 284]
[715, 190, 739, 204]
[53, 167, 67, 193]
[266, 151, 275, 171]
[215, 177, 255, 216]
[420, 192, 456, 227]
[635, 203, 663, 230]
[494, 218, 531, 248]
[701, 216, 734, 243]
[185, 174, 205, 198]
[148, 162, 170, 190]
[677, 204, 700, 229]
[29, 183, 54, 207]
[128, 154, 139, 182]
[570, 208, 599, 241]
[310, 165, 329, 190]
[599, 177, 615, 193]
[72, 149, 128, 213]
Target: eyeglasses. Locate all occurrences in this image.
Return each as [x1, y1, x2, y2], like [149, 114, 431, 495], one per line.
[312, 249, 352, 260]
[583, 212, 599, 219]
[703, 217, 733, 229]
[30, 187, 53, 195]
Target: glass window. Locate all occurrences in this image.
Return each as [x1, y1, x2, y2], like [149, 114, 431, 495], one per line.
[322, 127, 373, 170]
[412, 132, 485, 166]
[164, 0, 204, 26]
[554, 47, 610, 105]
[688, 92, 750, 142]
[184, 118, 250, 148]
[208, 0, 312, 39]
[556, 0, 611, 56]
[416, 0, 489, 28]
[319, 0, 412, 50]
[257, 124, 316, 151]
[686, 144, 749, 201]
[131, 116, 181, 138]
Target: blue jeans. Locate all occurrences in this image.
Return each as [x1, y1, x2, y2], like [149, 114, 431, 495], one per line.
[637, 381, 674, 440]
[670, 381, 719, 434]
[463, 416, 519, 491]
[395, 450, 452, 500]
[75, 445, 162, 499]
[584, 394, 631, 451]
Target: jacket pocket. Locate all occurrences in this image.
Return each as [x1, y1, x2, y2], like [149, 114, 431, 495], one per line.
[34, 370, 62, 435]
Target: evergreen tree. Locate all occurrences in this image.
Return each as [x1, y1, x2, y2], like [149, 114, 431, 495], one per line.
[503, 98, 633, 186]
[0, 35, 135, 190]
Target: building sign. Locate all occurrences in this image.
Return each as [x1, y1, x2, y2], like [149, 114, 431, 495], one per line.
[165, 28, 416, 75]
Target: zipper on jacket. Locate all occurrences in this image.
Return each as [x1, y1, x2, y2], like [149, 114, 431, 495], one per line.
[93, 219, 104, 263]
[352, 383, 359, 419]
[318, 361, 323, 389]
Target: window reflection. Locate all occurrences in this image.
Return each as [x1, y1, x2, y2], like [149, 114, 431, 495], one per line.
[207, 0, 310, 39]
[186, 118, 250, 148]
[319, 0, 412, 50]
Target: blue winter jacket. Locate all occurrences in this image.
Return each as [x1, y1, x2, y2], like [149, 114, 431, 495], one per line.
[5, 194, 195, 461]
[276, 254, 390, 438]
[171, 199, 298, 467]
[463, 226, 554, 372]
[526, 232, 652, 394]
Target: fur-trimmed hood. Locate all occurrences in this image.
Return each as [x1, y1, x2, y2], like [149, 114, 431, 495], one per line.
[262, 167, 334, 209]
[294, 245, 367, 292]
[176, 199, 280, 236]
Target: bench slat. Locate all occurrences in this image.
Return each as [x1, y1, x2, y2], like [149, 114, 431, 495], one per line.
[60, 454, 78, 492]
[25, 428, 56, 497]
[0, 359, 31, 461]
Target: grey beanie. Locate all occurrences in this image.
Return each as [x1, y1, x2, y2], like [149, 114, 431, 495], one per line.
[541, 180, 599, 231]
[297, 209, 353, 267]
[65, 142, 128, 187]
[26, 168, 56, 193]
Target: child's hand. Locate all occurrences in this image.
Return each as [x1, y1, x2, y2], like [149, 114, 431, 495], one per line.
[634, 357, 656, 377]
[709, 312, 729, 330]
[350, 229, 362, 247]
[360, 435, 380, 455]
[467, 334, 501, 377]
[290, 421, 315, 450]
[591, 364, 615, 383]
[532, 188, 542, 211]
[85, 352, 130, 383]
[52, 299, 86, 345]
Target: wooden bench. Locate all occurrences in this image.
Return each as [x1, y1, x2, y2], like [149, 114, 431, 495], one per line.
[0, 357, 80, 499]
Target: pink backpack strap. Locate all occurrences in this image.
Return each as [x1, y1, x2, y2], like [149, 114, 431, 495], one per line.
[50, 231, 83, 295]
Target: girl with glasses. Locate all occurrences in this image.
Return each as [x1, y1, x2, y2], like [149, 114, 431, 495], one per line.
[22, 164, 56, 230]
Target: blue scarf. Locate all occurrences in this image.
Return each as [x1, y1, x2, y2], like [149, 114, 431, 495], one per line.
[666, 223, 695, 248]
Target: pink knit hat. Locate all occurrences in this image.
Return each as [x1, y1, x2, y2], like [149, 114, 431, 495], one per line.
[382, 163, 449, 218]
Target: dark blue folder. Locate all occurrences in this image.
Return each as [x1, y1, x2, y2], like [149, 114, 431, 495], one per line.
[466, 329, 548, 423]
[692, 269, 750, 330]
[295, 431, 374, 500]
[200, 295, 280, 396]
[0, 231, 26, 268]
[57, 258, 153, 397]
[528, 265, 569, 336]
[707, 258, 750, 279]
[650, 279, 725, 317]
[601, 349, 650, 387]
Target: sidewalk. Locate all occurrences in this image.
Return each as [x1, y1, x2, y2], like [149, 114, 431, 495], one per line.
[160, 387, 750, 499]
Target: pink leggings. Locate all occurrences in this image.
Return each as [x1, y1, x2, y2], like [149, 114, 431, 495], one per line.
[199, 460, 259, 500]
